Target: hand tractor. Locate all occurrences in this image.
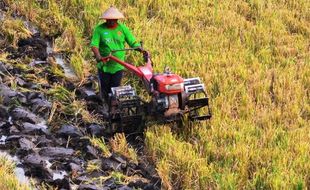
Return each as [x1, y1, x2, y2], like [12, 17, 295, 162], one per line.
[101, 48, 211, 133]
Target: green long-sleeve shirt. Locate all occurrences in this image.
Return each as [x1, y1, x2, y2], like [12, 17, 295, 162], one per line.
[90, 22, 140, 74]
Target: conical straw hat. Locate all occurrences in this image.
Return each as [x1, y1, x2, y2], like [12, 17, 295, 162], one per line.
[100, 6, 124, 19]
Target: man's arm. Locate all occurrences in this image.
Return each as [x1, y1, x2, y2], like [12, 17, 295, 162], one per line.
[90, 26, 102, 62]
[91, 47, 102, 62]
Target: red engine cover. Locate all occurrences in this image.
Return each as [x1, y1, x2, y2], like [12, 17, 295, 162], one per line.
[153, 74, 184, 94]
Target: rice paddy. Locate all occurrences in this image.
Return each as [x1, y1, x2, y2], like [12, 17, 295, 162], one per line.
[1, 0, 310, 189]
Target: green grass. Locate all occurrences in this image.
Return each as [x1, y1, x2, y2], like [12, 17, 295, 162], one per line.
[2, 0, 310, 189]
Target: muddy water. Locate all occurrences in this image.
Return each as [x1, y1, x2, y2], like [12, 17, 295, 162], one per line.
[55, 54, 78, 79]
[0, 135, 6, 144]
[46, 41, 78, 80]
[0, 7, 161, 188]
[46, 41, 53, 55]
[53, 171, 67, 180]
[24, 20, 39, 35]
[0, 59, 161, 189]
[0, 11, 5, 21]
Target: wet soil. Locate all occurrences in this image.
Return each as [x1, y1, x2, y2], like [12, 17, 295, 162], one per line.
[0, 7, 160, 190]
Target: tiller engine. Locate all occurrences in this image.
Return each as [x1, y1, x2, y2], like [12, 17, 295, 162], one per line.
[102, 49, 211, 132]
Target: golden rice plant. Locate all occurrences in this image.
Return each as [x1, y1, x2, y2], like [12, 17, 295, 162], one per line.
[110, 133, 138, 164]
[0, 18, 32, 47]
[1, 0, 310, 189]
[90, 137, 111, 157]
[0, 156, 31, 190]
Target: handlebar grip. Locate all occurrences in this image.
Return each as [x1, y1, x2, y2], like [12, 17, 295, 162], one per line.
[101, 57, 110, 63]
[143, 51, 150, 62]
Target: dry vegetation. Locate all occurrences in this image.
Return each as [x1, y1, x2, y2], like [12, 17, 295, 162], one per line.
[0, 156, 30, 190]
[1, 0, 310, 189]
[110, 133, 138, 164]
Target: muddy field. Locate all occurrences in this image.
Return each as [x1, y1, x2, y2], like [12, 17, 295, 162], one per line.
[0, 4, 160, 190]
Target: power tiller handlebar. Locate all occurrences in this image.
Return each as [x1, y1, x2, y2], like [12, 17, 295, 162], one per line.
[100, 48, 153, 80]
[101, 48, 150, 64]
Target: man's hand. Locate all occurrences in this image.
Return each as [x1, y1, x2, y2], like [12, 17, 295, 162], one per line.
[101, 57, 110, 63]
[95, 55, 102, 62]
[143, 51, 150, 62]
[92, 47, 103, 63]
[135, 47, 144, 53]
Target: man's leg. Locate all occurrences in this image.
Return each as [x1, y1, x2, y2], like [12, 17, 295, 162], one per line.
[110, 70, 123, 88]
[109, 70, 123, 113]
[98, 69, 111, 102]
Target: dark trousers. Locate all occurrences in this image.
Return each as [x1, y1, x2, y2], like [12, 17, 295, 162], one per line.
[98, 69, 123, 102]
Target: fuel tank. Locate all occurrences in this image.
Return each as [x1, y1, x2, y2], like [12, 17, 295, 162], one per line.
[153, 74, 184, 94]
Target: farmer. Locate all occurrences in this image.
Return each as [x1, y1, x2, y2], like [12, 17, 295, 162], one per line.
[91, 6, 142, 102]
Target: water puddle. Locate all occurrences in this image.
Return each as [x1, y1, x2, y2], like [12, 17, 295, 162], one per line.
[23, 20, 39, 35]
[46, 160, 67, 180]
[46, 41, 77, 79]
[0, 151, 30, 185]
[46, 41, 53, 55]
[45, 160, 52, 168]
[55, 54, 77, 79]
[15, 167, 28, 184]
[29, 60, 47, 67]
[0, 135, 7, 145]
[0, 11, 5, 21]
[8, 116, 12, 124]
[53, 171, 67, 180]
[37, 120, 48, 130]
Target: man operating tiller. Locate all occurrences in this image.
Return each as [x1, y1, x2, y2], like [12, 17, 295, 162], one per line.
[90, 6, 211, 131]
[90, 6, 143, 102]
